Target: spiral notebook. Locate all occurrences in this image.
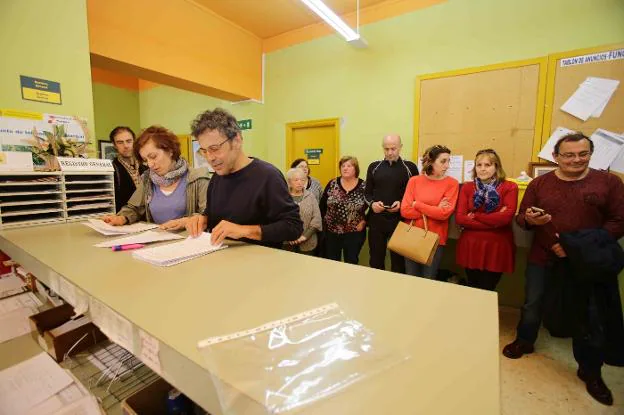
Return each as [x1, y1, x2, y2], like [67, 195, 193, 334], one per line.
[132, 233, 227, 266]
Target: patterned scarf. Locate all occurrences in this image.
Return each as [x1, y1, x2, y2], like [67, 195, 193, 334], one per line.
[149, 158, 188, 187]
[117, 155, 141, 187]
[473, 178, 500, 213]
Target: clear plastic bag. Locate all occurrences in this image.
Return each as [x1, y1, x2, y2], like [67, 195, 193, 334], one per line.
[197, 303, 407, 414]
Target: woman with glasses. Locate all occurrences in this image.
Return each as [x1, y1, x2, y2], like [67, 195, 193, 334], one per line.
[102, 125, 210, 230]
[290, 158, 323, 202]
[455, 149, 518, 290]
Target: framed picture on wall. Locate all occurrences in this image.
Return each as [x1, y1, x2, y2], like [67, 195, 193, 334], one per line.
[528, 162, 557, 178]
[98, 140, 116, 160]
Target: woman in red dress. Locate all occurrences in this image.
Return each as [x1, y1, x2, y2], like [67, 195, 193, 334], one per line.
[455, 149, 518, 291]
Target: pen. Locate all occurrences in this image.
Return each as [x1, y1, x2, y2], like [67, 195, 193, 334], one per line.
[111, 243, 145, 251]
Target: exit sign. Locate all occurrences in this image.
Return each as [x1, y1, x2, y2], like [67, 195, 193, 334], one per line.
[238, 119, 252, 130]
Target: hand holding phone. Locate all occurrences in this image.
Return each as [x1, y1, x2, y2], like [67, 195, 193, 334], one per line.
[529, 206, 545, 216]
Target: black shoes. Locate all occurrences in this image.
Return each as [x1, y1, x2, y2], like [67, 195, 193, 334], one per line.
[577, 368, 614, 406]
[502, 339, 535, 359]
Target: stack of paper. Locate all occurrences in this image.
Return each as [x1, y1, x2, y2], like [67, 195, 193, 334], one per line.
[0, 274, 27, 298]
[0, 292, 42, 343]
[26, 374, 98, 415]
[0, 353, 75, 414]
[93, 230, 183, 248]
[132, 233, 227, 267]
[561, 77, 619, 121]
[83, 219, 158, 236]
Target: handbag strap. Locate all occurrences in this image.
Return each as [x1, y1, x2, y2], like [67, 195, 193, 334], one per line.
[408, 215, 429, 234]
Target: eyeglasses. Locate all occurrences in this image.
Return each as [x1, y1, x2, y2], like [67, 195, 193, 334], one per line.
[557, 151, 592, 160]
[198, 137, 232, 155]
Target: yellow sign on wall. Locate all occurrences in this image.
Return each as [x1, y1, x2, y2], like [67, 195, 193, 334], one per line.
[20, 75, 62, 105]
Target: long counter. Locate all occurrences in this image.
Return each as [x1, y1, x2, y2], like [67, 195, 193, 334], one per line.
[0, 223, 500, 414]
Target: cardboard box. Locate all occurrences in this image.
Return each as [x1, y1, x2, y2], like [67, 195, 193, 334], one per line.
[29, 303, 107, 362]
[121, 378, 174, 415]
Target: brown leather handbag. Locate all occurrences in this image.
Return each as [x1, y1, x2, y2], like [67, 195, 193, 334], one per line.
[388, 216, 440, 265]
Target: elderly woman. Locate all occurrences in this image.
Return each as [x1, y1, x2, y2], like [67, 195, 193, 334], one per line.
[283, 168, 322, 254]
[103, 125, 210, 230]
[320, 156, 367, 264]
[291, 158, 323, 202]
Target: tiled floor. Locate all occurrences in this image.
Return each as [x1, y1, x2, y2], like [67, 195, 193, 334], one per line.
[499, 307, 624, 414]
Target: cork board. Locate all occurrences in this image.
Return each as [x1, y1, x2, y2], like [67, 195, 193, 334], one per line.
[547, 45, 624, 139]
[417, 63, 543, 178]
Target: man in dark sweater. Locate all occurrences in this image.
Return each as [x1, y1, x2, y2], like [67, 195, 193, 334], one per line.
[364, 135, 419, 273]
[109, 126, 147, 212]
[186, 108, 302, 248]
[502, 133, 624, 406]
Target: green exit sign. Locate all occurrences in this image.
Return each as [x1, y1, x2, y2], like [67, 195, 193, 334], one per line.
[238, 119, 252, 130]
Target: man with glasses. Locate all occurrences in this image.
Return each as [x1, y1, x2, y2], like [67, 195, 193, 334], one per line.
[186, 108, 302, 248]
[503, 132, 624, 406]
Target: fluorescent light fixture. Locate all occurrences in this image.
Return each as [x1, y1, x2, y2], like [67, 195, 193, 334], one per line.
[300, 0, 361, 42]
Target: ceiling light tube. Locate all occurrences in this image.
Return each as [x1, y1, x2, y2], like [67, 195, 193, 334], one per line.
[300, 0, 360, 42]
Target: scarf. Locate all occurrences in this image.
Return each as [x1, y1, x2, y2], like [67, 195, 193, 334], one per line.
[117, 155, 141, 187]
[473, 178, 500, 213]
[149, 158, 188, 187]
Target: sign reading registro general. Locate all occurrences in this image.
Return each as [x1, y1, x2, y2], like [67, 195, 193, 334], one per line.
[20, 75, 62, 105]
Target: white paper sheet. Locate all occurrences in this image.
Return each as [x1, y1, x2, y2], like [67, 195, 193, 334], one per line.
[609, 132, 624, 174]
[0, 352, 74, 415]
[560, 77, 619, 121]
[83, 219, 158, 236]
[94, 230, 183, 248]
[446, 155, 463, 183]
[89, 298, 134, 352]
[463, 160, 475, 182]
[0, 292, 42, 315]
[588, 129, 624, 170]
[26, 382, 86, 415]
[0, 307, 37, 343]
[139, 329, 162, 375]
[0, 274, 26, 298]
[52, 396, 101, 415]
[538, 127, 576, 163]
[132, 233, 227, 267]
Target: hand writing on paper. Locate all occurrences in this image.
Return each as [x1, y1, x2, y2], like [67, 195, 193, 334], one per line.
[386, 201, 401, 213]
[185, 214, 208, 237]
[371, 201, 385, 214]
[159, 218, 188, 231]
[102, 215, 127, 226]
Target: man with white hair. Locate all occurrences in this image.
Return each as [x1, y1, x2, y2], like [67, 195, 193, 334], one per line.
[364, 135, 419, 273]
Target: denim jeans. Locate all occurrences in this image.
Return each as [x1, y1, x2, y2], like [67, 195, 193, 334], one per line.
[405, 246, 444, 279]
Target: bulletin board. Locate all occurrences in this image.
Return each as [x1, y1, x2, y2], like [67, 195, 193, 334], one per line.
[414, 58, 548, 179]
[542, 43, 624, 142]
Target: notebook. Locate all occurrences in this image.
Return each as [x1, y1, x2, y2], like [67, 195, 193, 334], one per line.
[132, 233, 227, 266]
[94, 230, 183, 248]
[83, 219, 158, 236]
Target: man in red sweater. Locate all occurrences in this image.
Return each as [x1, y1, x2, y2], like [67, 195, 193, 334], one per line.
[503, 133, 624, 406]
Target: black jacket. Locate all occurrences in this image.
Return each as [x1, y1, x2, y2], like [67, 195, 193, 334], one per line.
[112, 158, 147, 213]
[544, 228, 624, 365]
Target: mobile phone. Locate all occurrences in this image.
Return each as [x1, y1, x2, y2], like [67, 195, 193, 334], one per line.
[383, 204, 393, 209]
[530, 206, 545, 215]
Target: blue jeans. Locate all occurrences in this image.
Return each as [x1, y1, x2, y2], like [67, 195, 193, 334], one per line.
[405, 246, 444, 279]
[517, 262, 604, 374]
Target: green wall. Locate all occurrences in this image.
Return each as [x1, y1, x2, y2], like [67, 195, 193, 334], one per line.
[92, 83, 140, 141]
[139, 85, 266, 159]
[0, 0, 95, 139]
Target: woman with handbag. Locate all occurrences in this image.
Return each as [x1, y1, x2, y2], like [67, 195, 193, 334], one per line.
[455, 149, 518, 290]
[400, 145, 459, 278]
[320, 156, 367, 264]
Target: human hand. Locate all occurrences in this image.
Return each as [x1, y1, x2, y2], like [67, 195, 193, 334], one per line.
[102, 215, 127, 226]
[185, 214, 208, 237]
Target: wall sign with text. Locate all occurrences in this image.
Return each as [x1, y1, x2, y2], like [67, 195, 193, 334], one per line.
[20, 76, 62, 105]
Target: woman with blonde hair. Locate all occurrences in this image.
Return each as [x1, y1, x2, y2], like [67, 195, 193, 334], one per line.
[320, 156, 367, 264]
[455, 149, 518, 290]
[400, 145, 459, 278]
[284, 168, 322, 255]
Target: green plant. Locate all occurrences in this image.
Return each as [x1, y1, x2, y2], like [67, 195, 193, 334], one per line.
[28, 122, 90, 159]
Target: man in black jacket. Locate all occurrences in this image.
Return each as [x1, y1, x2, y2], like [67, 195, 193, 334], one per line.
[364, 135, 418, 273]
[109, 127, 147, 212]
